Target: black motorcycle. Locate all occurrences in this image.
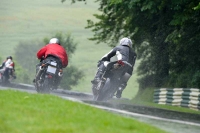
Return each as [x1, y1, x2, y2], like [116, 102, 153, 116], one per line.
[34, 57, 63, 93]
[92, 61, 128, 101]
[0, 68, 16, 86]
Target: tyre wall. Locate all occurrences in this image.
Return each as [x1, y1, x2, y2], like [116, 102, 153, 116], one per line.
[153, 88, 200, 111]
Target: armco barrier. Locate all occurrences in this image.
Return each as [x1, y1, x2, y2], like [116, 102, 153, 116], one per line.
[153, 88, 200, 111]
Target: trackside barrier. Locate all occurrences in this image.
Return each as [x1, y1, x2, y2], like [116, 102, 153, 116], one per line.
[153, 88, 200, 111]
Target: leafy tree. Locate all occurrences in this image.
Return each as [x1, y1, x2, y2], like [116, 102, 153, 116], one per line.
[14, 62, 31, 84]
[14, 33, 84, 90]
[14, 40, 42, 81]
[60, 65, 84, 90]
[65, 0, 200, 89]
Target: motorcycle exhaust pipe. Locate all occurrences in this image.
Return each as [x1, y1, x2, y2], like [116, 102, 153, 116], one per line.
[58, 69, 63, 77]
[39, 65, 45, 70]
[58, 72, 63, 77]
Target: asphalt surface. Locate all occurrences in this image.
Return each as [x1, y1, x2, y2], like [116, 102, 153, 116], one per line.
[84, 100, 200, 124]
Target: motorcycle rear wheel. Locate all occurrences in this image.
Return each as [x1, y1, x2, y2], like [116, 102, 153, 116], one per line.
[39, 78, 51, 94]
[0, 74, 9, 86]
[96, 78, 118, 101]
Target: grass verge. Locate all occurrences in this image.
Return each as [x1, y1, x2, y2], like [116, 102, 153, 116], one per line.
[0, 89, 167, 133]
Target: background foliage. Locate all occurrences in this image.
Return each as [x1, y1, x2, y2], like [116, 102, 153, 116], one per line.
[14, 33, 84, 90]
[69, 0, 200, 90]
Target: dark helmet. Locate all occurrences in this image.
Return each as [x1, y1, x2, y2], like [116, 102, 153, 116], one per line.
[49, 38, 60, 45]
[7, 56, 13, 60]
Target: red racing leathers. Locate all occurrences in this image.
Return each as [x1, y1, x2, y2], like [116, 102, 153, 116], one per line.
[37, 43, 68, 68]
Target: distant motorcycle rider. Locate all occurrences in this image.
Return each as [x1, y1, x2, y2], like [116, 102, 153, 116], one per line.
[34, 38, 68, 88]
[91, 37, 137, 98]
[1, 56, 16, 81]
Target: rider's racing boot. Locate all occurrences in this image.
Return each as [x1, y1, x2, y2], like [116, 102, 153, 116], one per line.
[116, 83, 126, 98]
[116, 89, 123, 98]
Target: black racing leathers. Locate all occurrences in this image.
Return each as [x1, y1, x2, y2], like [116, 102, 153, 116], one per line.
[100, 45, 137, 75]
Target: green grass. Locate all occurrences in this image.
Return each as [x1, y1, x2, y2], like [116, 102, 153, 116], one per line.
[0, 89, 167, 133]
[0, 0, 139, 99]
[0, 0, 199, 115]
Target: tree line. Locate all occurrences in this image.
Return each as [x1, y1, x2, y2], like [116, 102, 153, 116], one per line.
[65, 0, 200, 90]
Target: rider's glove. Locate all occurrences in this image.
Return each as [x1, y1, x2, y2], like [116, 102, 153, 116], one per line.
[117, 60, 125, 66]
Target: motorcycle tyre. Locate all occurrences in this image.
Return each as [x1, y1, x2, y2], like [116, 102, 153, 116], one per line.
[92, 84, 98, 101]
[0, 74, 3, 85]
[96, 78, 118, 101]
[35, 83, 41, 93]
[0, 74, 8, 86]
[42, 78, 51, 94]
[92, 80, 106, 101]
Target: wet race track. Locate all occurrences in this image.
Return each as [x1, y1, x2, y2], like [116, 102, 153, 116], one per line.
[1, 83, 200, 133]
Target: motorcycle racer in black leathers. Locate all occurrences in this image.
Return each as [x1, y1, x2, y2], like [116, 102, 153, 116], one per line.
[91, 37, 137, 98]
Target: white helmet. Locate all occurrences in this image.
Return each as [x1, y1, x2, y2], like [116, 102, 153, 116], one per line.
[119, 37, 132, 47]
[49, 38, 60, 45]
